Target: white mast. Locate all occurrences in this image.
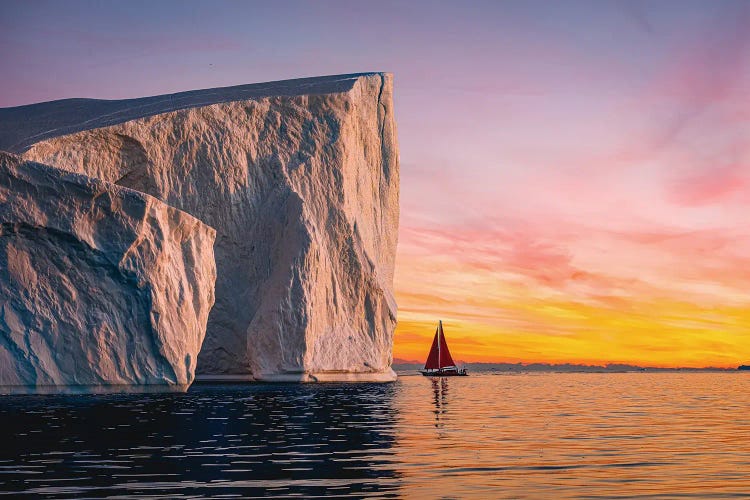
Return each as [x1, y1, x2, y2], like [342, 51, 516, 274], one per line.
[438, 320, 442, 370]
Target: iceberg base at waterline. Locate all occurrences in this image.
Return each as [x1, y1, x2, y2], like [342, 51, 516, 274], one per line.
[196, 369, 398, 383]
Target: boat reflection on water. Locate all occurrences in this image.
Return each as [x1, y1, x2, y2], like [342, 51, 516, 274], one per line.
[431, 377, 449, 429]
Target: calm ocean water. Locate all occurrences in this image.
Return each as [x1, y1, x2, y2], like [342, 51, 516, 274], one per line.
[0, 372, 748, 498]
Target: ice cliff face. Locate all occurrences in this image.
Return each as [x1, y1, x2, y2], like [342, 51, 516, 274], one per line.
[5, 73, 399, 381]
[0, 153, 216, 390]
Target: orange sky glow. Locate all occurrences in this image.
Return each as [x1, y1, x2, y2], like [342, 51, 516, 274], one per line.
[394, 208, 750, 367]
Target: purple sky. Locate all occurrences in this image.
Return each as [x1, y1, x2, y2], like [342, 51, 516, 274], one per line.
[2, 0, 750, 365]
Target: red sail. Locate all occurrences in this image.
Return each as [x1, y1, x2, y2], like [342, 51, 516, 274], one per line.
[438, 322, 456, 368]
[423, 321, 457, 370]
[423, 327, 441, 369]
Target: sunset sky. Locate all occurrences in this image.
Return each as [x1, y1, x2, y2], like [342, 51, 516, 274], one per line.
[2, 0, 749, 367]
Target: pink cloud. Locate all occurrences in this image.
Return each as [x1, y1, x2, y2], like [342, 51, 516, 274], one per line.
[666, 163, 747, 206]
[400, 223, 620, 294]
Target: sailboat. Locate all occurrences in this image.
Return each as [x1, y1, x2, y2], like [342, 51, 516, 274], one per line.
[420, 320, 468, 376]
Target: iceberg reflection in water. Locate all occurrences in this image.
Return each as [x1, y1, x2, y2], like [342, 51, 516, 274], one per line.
[0, 383, 401, 498]
[1, 373, 749, 497]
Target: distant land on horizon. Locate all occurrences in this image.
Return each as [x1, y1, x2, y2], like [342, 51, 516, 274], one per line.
[392, 358, 741, 373]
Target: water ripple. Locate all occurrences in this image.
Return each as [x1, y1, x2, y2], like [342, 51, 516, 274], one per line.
[0, 373, 748, 497]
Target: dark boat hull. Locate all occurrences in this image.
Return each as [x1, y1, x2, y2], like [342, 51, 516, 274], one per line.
[419, 369, 468, 377]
